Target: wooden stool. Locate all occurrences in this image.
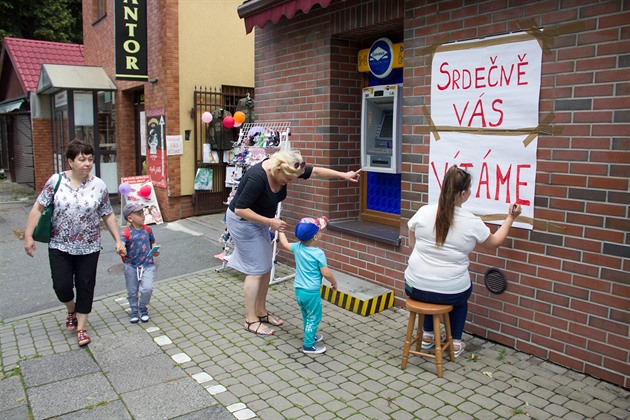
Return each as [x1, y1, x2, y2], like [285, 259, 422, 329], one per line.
[401, 298, 455, 377]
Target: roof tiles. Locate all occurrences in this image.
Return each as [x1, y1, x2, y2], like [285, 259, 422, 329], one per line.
[3, 37, 84, 94]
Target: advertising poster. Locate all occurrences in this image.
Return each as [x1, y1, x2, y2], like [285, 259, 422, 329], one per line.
[429, 32, 542, 229]
[194, 168, 213, 190]
[146, 108, 167, 188]
[120, 175, 163, 225]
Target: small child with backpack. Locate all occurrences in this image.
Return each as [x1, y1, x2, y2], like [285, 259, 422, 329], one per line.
[121, 202, 160, 323]
[278, 216, 338, 355]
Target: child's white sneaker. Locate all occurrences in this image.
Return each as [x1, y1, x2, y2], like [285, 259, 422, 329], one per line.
[140, 308, 149, 322]
[303, 344, 326, 354]
[129, 311, 139, 324]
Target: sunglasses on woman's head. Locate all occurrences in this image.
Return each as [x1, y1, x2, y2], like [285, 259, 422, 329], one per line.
[293, 161, 306, 169]
[455, 166, 470, 176]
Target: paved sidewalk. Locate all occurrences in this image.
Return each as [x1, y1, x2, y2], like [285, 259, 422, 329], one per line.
[1, 214, 629, 419]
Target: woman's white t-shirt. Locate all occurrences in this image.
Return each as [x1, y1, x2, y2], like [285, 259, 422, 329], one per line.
[405, 204, 490, 294]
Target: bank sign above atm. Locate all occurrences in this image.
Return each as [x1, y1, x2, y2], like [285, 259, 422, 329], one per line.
[358, 38, 403, 78]
[114, 0, 148, 81]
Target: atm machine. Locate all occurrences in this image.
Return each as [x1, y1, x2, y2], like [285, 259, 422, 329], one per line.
[361, 84, 402, 174]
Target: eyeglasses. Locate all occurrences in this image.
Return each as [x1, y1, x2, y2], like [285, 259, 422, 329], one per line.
[293, 161, 306, 169]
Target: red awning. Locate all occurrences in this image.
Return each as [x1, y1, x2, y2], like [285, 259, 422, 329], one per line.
[238, 0, 333, 34]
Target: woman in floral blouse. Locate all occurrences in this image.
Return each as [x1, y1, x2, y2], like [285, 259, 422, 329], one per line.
[24, 140, 126, 347]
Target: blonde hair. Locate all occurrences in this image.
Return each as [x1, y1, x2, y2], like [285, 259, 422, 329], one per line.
[268, 149, 305, 176]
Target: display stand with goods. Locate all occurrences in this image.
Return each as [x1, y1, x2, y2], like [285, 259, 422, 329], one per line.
[215, 122, 295, 284]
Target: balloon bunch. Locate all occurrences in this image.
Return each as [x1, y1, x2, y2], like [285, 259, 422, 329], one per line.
[118, 182, 152, 199]
[201, 110, 246, 129]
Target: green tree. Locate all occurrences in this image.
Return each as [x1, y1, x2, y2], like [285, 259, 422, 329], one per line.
[0, 0, 82, 44]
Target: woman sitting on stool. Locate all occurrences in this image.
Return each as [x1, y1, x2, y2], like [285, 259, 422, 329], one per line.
[405, 165, 521, 357]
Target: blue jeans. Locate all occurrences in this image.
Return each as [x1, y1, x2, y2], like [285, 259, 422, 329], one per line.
[124, 265, 155, 311]
[295, 288, 322, 348]
[405, 282, 473, 340]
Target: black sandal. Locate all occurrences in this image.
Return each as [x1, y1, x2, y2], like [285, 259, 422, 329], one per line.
[258, 313, 284, 326]
[244, 321, 274, 336]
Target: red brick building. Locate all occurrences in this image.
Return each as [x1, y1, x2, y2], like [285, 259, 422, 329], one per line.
[3, 1, 254, 223]
[0, 38, 85, 186]
[81, 0, 254, 221]
[238, 0, 629, 388]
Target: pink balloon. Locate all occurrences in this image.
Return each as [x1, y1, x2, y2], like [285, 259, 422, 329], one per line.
[138, 185, 152, 198]
[223, 116, 234, 129]
[234, 121, 242, 128]
[201, 111, 213, 123]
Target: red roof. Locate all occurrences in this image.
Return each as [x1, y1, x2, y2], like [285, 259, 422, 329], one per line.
[2, 37, 84, 94]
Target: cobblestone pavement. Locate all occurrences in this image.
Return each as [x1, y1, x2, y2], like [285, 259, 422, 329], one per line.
[1, 259, 629, 419]
[0, 179, 629, 418]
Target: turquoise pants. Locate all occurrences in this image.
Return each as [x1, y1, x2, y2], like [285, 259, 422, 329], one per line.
[295, 288, 322, 348]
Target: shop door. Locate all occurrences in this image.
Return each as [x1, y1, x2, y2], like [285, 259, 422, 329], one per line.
[192, 86, 253, 215]
[11, 114, 34, 187]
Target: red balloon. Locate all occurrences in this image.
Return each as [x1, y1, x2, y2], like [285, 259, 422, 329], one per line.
[223, 116, 235, 129]
[138, 185, 152, 198]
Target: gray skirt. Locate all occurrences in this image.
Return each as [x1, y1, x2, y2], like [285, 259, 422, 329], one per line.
[225, 209, 273, 275]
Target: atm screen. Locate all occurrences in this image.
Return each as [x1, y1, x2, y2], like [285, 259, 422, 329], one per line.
[376, 111, 393, 141]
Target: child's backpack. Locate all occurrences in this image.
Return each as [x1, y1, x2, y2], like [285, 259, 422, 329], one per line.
[121, 224, 151, 263]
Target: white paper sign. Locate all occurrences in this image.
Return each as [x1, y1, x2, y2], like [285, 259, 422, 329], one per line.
[429, 33, 542, 229]
[431, 33, 542, 130]
[166, 135, 183, 155]
[428, 132, 535, 229]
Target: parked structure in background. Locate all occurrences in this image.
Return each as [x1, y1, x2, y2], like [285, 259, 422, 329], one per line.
[0, 38, 85, 187]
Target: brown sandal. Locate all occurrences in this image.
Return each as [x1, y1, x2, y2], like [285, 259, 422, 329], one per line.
[66, 312, 78, 331]
[77, 329, 91, 346]
[244, 321, 274, 336]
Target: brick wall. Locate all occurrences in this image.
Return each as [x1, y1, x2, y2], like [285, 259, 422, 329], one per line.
[32, 118, 54, 189]
[82, 0, 190, 222]
[254, 0, 630, 388]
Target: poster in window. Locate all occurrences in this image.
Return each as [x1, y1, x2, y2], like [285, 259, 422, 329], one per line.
[194, 168, 213, 190]
[145, 108, 167, 188]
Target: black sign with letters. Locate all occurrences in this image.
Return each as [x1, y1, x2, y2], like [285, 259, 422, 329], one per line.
[114, 0, 148, 80]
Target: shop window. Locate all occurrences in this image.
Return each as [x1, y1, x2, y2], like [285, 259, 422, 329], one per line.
[74, 92, 95, 143]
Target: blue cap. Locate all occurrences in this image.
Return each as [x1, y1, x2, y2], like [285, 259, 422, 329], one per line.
[295, 216, 328, 241]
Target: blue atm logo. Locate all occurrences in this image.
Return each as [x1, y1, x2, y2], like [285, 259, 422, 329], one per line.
[368, 38, 394, 79]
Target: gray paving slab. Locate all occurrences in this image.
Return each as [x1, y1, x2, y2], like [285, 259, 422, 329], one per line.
[121, 377, 219, 420]
[20, 349, 99, 387]
[0, 375, 27, 415]
[56, 400, 132, 419]
[171, 405, 235, 420]
[105, 351, 187, 393]
[89, 331, 163, 370]
[27, 372, 118, 419]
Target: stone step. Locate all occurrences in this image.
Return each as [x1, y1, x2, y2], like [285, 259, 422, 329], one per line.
[321, 269, 394, 316]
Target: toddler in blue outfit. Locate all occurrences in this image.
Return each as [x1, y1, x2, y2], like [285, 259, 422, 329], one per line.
[278, 216, 338, 354]
[121, 203, 160, 323]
